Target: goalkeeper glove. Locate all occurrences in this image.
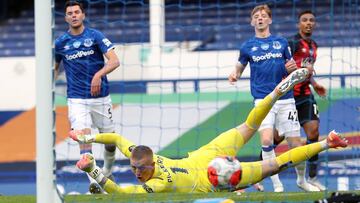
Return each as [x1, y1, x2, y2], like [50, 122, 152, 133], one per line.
[69, 130, 95, 144]
[76, 153, 105, 183]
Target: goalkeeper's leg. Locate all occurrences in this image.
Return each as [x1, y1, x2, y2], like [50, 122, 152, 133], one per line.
[206, 68, 310, 159]
[261, 130, 348, 179]
[236, 130, 347, 189]
[202, 69, 310, 168]
[240, 68, 309, 144]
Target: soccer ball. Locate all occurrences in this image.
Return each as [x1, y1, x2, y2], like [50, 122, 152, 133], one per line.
[207, 156, 242, 189]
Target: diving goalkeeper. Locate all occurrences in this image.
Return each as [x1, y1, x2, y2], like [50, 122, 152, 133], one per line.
[70, 68, 347, 193]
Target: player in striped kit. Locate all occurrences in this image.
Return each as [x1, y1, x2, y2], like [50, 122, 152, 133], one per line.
[285, 10, 327, 190]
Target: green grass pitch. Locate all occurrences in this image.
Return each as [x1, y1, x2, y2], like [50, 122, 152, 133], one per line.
[1, 191, 360, 203]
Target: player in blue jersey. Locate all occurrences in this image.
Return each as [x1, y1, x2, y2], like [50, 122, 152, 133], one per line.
[55, 1, 120, 194]
[228, 4, 318, 192]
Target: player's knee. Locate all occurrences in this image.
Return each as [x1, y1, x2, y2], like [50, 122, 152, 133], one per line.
[304, 122, 320, 139]
[307, 128, 320, 140]
[105, 144, 116, 152]
[287, 137, 302, 148]
[261, 134, 274, 146]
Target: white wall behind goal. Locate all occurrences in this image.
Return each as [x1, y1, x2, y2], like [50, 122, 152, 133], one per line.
[0, 57, 36, 110]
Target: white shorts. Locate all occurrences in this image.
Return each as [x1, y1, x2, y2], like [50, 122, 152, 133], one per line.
[255, 98, 300, 137]
[67, 95, 115, 133]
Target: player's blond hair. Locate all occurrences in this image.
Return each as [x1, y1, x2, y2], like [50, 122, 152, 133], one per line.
[131, 145, 153, 160]
[251, 4, 272, 18]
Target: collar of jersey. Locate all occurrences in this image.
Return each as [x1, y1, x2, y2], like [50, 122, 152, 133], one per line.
[152, 162, 161, 178]
[67, 27, 87, 37]
[254, 34, 272, 40]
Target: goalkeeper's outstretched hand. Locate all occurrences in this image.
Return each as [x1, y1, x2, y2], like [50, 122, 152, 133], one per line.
[69, 130, 95, 144]
[76, 153, 96, 173]
[77, 153, 105, 183]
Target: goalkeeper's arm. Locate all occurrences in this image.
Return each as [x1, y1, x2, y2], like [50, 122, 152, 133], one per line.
[70, 130, 135, 158]
[77, 153, 151, 194]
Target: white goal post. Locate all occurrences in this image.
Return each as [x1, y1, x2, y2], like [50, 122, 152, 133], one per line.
[35, 0, 62, 202]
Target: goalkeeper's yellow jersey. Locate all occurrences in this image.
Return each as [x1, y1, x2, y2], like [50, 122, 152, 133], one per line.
[95, 94, 285, 193]
[96, 128, 263, 193]
[95, 133, 214, 193]
[105, 154, 214, 193]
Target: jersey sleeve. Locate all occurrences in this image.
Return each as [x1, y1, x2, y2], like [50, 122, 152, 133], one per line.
[283, 39, 293, 60]
[287, 37, 296, 55]
[238, 43, 249, 66]
[94, 30, 115, 54]
[313, 40, 318, 61]
[103, 177, 167, 193]
[95, 133, 136, 158]
[54, 39, 62, 63]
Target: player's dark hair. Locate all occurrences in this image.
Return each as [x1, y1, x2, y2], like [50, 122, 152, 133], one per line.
[131, 145, 153, 160]
[298, 10, 315, 20]
[64, 1, 85, 14]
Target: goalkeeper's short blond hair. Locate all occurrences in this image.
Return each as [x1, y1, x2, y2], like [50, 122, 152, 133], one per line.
[131, 145, 153, 160]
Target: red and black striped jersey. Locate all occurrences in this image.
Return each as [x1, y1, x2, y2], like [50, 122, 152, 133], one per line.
[288, 33, 318, 97]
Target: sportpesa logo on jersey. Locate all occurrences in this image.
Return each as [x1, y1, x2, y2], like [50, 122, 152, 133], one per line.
[65, 50, 95, 60]
[252, 52, 283, 62]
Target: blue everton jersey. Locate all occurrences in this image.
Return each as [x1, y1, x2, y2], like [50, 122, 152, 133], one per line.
[238, 35, 293, 100]
[55, 27, 114, 99]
